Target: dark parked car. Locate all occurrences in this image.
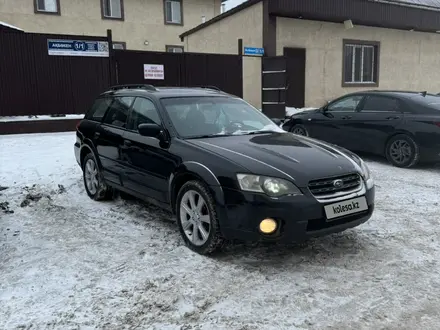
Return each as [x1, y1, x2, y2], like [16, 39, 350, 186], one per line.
[282, 91, 440, 168]
[75, 84, 375, 255]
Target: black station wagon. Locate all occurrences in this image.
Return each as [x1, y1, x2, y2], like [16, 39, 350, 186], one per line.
[74, 85, 375, 255]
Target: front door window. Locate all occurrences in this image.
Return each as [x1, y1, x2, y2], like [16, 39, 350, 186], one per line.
[327, 95, 364, 112]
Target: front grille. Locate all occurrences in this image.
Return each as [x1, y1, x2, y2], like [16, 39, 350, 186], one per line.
[308, 173, 361, 197]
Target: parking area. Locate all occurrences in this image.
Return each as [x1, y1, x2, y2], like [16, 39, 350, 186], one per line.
[1, 132, 440, 329]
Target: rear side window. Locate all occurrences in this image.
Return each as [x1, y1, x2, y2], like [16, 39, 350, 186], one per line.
[85, 97, 112, 121]
[413, 95, 440, 111]
[102, 97, 135, 128]
[361, 96, 400, 112]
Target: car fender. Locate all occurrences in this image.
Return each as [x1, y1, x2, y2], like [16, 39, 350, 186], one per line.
[168, 161, 225, 212]
[282, 117, 303, 131]
[80, 139, 101, 168]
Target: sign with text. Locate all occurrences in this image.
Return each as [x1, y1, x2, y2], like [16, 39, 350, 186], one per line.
[47, 39, 109, 57]
[244, 47, 264, 56]
[144, 64, 165, 80]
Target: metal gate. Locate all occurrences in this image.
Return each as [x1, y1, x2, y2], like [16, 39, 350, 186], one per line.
[261, 56, 287, 118]
[114, 50, 243, 98]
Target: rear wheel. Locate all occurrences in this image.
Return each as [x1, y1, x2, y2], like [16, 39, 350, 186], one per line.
[176, 180, 224, 255]
[83, 153, 113, 200]
[290, 124, 309, 136]
[385, 134, 420, 168]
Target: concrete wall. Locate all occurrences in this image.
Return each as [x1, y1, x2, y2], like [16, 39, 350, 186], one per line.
[185, 2, 263, 109]
[0, 0, 222, 51]
[276, 17, 440, 107]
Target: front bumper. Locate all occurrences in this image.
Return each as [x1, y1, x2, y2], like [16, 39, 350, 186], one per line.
[218, 185, 375, 243]
[74, 142, 81, 167]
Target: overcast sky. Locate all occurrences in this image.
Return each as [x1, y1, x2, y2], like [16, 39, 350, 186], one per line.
[224, 0, 248, 11]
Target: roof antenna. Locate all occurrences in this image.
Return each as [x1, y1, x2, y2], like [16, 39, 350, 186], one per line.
[420, 91, 427, 97]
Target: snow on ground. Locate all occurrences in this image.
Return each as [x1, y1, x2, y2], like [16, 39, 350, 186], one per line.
[1, 132, 440, 330]
[0, 114, 84, 123]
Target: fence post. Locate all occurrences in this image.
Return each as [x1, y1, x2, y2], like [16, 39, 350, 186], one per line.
[107, 29, 116, 86]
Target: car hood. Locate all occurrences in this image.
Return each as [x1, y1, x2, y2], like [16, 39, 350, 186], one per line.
[186, 132, 363, 187]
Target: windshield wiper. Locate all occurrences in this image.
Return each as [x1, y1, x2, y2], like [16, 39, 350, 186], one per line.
[245, 130, 276, 135]
[186, 133, 232, 139]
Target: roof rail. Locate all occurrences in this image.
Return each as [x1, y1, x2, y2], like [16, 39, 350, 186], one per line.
[182, 85, 222, 92]
[108, 84, 157, 91]
[200, 85, 222, 91]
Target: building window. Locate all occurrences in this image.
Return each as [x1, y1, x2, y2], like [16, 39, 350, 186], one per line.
[164, 0, 183, 25]
[166, 45, 184, 53]
[113, 42, 126, 50]
[101, 0, 124, 20]
[34, 0, 60, 14]
[342, 40, 380, 87]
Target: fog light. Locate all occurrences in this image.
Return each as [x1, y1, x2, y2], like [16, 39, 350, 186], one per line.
[259, 218, 277, 234]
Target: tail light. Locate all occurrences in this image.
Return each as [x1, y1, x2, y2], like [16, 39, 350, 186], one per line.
[435, 122, 440, 128]
[76, 120, 81, 129]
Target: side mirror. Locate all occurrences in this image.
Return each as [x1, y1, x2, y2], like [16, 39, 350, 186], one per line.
[138, 123, 163, 138]
[271, 118, 283, 126]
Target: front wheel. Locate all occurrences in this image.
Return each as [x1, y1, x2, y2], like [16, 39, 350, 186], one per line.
[176, 180, 224, 255]
[385, 134, 420, 168]
[290, 124, 309, 136]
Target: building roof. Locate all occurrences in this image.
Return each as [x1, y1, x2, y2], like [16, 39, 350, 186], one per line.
[180, 0, 440, 40]
[0, 21, 24, 32]
[373, 0, 440, 10]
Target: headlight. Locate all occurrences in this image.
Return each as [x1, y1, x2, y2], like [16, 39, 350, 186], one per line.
[360, 159, 371, 181]
[236, 174, 302, 197]
[359, 159, 374, 189]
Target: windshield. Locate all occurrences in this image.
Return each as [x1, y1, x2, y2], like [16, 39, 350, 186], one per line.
[160, 96, 284, 138]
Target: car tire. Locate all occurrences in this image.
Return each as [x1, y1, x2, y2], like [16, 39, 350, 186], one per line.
[290, 124, 309, 136]
[82, 153, 113, 201]
[176, 180, 224, 255]
[385, 134, 420, 168]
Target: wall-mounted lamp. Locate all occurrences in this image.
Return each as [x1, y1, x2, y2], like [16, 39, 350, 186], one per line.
[344, 19, 354, 29]
[144, 40, 149, 46]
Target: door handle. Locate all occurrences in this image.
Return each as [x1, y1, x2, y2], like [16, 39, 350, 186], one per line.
[123, 140, 132, 147]
[341, 116, 352, 120]
[386, 116, 400, 120]
[94, 132, 101, 138]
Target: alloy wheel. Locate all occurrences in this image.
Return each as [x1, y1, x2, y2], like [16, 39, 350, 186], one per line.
[292, 126, 307, 136]
[179, 190, 211, 246]
[84, 159, 99, 195]
[389, 139, 412, 165]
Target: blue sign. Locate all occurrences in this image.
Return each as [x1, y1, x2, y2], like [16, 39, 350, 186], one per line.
[47, 39, 109, 57]
[244, 47, 265, 56]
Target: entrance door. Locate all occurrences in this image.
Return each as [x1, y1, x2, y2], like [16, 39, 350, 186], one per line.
[261, 56, 287, 118]
[284, 47, 306, 109]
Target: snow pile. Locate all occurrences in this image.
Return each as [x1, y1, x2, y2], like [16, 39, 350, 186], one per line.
[1, 132, 440, 329]
[285, 107, 318, 117]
